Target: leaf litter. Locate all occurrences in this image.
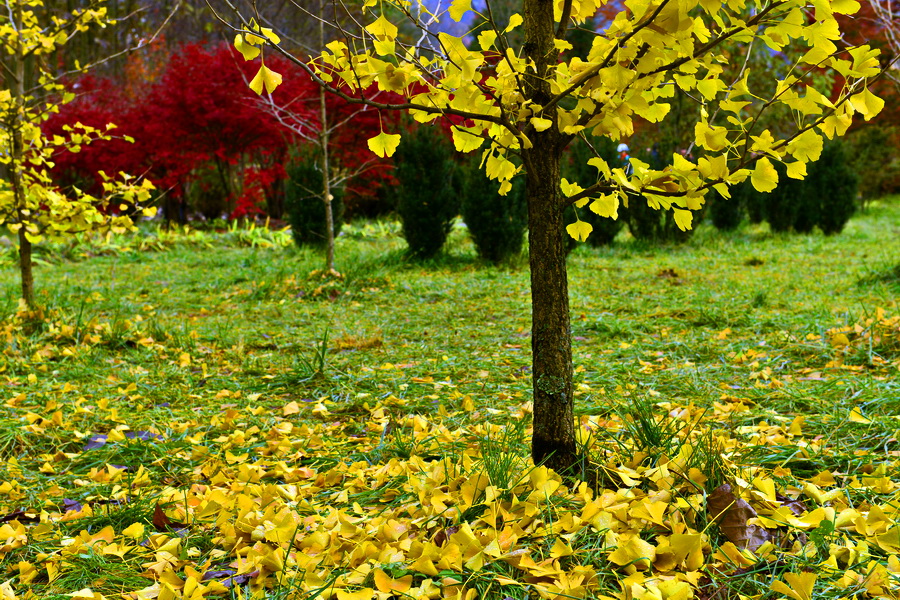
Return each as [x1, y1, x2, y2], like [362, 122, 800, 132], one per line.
[0, 210, 899, 599]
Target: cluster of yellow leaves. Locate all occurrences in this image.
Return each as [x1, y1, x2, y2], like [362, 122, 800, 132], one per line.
[0, 1, 155, 243]
[232, 0, 883, 239]
[233, 20, 282, 96]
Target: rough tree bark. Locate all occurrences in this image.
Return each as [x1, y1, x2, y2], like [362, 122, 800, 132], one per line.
[11, 0, 34, 307]
[522, 0, 577, 473]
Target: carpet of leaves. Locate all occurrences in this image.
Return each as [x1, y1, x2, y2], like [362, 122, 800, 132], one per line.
[0, 212, 899, 600]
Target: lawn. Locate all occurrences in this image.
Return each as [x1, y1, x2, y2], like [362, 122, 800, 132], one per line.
[0, 201, 898, 600]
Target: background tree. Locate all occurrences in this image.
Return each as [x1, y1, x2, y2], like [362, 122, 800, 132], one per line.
[220, 0, 883, 474]
[0, 0, 154, 307]
[252, 0, 392, 270]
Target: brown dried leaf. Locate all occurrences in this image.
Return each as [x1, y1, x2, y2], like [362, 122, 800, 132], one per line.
[433, 525, 459, 547]
[152, 503, 188, 532]
[707, 484, 771, 551]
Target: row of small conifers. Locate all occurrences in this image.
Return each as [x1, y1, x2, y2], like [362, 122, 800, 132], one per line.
[285, 127, 865, 264]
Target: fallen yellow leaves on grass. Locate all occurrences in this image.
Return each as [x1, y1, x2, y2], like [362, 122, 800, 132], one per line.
[1, 305, 900, 599]
[0, 392, 898, 600]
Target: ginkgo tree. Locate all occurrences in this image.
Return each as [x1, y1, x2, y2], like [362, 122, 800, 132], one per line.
[0, 0, 155, 308]
[219, 0, 883, 474]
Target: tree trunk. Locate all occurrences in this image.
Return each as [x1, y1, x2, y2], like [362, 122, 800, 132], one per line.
[319, 2, 336, 272]
[523, 0, 577, 474]
[17, 229, 34, 307]
[319, 85, 335, 273]
[11, 0, 34, 308]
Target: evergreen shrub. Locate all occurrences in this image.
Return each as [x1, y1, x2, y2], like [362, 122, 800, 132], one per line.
[187, 164, 230, 220]
[847, 125, 900, 203]
[460, 157, 527, 263]
[814, 140, 859, 234]
[285, 149, 345, 247]
[393, 126, 459, 259]
[760, 139, 857, 234]
[709, 184, 747, 230]
[762, 161, 804, 233]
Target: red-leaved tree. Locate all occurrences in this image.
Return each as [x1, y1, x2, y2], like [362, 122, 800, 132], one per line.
[45, 43, 396, 222]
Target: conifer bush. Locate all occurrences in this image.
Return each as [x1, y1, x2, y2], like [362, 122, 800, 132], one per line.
[814, 140, 859, 235]
[709, 185, 746, 231]
[187, 164, 231, 221]
[392, 126, 458, 259]
[761, 161, 804, 233]
[285, 149, 345, 247]
[761, 139, 857, 234]
[847, 126, 900, 203]
[461, 157, 527, 263]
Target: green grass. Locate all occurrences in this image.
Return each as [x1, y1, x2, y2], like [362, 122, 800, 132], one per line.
[0, 201, 898, 599]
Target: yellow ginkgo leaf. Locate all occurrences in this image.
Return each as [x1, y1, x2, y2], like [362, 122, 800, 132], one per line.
[750, 157, 778, 193]
[249, 63, 283, 95]
[770, 572, 816, 600]
[831, 332, 851, 347]
[848, 87, 884, 120]
[122, 523, 145, 539]
[365, 14, 398, 40]
[786, 160, 807, 179]
[505, 13, 523, 32]
[234, 34, 260, 61]
[373, 569, 412, 594]
[657, 580, 693, 600]
[608, 535, 656, 570]
[590, 196, 619, 218]
[849, 408, 871, 424]
[566, 220, 592, 242]
[367, 131, 402, 158]
[449, 0, 473, 21]
[258, 27, 281, 44]
[335, 589, 374, 600]
[452, 127, 484, 153]
[0, 580, 16, 600]
[672, 208, 693, 231]
[530, 117, 553, 132]
[550, 538, 574, 558]
[478, 30, 497, 50]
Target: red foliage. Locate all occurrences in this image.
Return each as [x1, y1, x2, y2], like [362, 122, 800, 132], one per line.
[45, 43, 398, 220]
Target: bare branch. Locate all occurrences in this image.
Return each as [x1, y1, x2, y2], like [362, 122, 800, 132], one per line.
[556, 0, 573, 39]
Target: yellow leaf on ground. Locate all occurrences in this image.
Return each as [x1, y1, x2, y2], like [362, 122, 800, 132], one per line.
[608, 535, 656, 570]
[849, 408, 871, 423]
[771, 572, 816, 600]
[335, 588, 375, 600]
[374, 569, 412, 594]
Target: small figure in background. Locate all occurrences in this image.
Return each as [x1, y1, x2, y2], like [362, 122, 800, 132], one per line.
[617, 142, 633, 175]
